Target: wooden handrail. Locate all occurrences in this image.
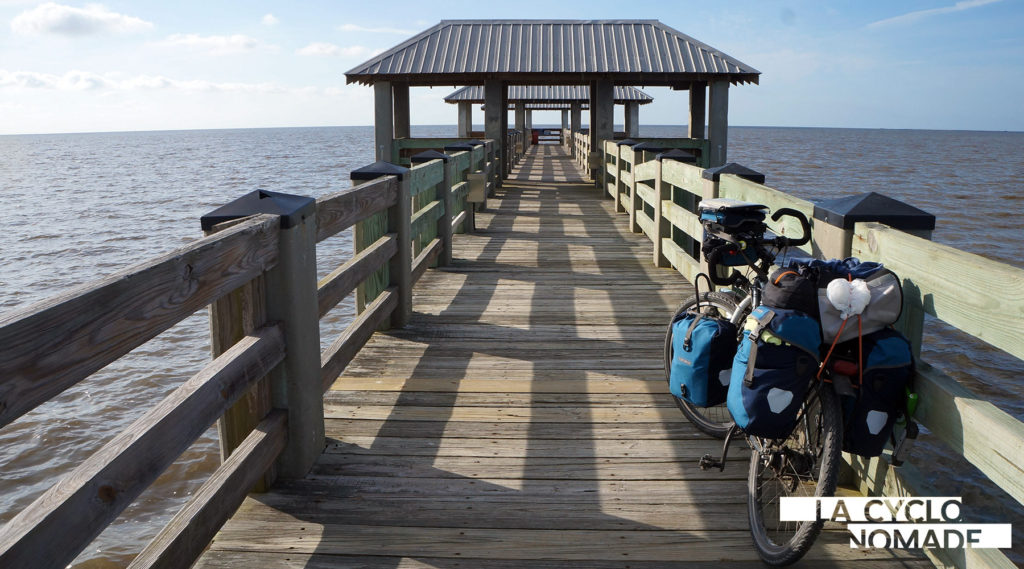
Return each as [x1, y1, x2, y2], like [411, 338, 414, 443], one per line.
[0, 215, 279, 429]
[0, 324, 285, 568]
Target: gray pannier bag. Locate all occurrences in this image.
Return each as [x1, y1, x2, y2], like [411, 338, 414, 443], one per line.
[816, 263, 903, 344]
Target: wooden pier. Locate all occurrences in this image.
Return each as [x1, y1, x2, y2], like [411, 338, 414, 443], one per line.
[3, 18, 1023, 569]
[194, 145, 926, 568]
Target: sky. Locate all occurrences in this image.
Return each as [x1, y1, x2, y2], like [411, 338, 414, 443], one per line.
[0, 0, 1021, 135]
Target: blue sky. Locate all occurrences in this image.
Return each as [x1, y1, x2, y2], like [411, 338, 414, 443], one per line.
[1, 0, 1021, 134]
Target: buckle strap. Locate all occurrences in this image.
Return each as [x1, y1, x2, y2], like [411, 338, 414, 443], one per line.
[683, 313, 705, 350]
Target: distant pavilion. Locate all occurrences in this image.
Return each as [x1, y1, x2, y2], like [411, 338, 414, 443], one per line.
[444, 85, 654, 139]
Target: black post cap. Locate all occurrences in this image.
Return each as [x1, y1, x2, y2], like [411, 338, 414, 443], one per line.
[410, 150, 451, 164]
[443, 142, 475, 152]
[350, 160, 409, 181]
[201, 189, 315, 231]
[656, 149, 697, 163]
[813, 192, 936, 231]
[631, 142, 668, 153]
[702, 163, 766, 184]
[616, 138, 639, 147]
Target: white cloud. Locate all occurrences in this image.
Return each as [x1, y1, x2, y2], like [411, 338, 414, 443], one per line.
[0, 69, 291, 94]
[338, 23, 415, 35]
[11, 2, 153, 36]
[262, 13, 278, 26]
[867, 0, 1004, 29]
[156, 33, 267, 55]
[296, 42, 381, 58]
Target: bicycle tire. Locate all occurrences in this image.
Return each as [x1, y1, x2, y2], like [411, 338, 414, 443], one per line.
[664, 291, 741, 439]
[746, 383, 842, 566]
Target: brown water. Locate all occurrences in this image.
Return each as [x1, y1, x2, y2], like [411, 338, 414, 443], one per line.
[1, 125, 1022, 565]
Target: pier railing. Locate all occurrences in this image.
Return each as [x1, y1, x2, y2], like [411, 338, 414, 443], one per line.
[599, 138, 1024, 569]
[0, 140, 498, 569]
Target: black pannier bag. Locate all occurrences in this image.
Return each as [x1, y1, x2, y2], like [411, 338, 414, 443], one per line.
[763, 266, 819, 317]
[668, 311, 738, 407]
[836, 328, 915, 457]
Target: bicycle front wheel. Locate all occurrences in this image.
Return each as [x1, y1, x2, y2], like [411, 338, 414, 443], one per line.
[664, 291, 741, 439]
[747, 383, 842, 566]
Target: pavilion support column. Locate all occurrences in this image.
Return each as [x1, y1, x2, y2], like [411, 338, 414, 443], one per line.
[393, 82, 410, 140]
[570, 102, 582, 160]
[514, 102, 526, 157]
[525, 109, 533, 150]
[484, 80, 505, 181]
[624, 101, 639, 138]
[561, 109, 568, 129]
[708, 80, 729, 168]
[457, 101, 472, 137]
[374, 81, 394, 162]
[689, 81, 707, 140]
[590, 79, 614, 187]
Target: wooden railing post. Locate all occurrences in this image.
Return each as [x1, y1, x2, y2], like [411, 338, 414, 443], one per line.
[351, 161, 412, 329]
[411, 150, 454, 267]
[652, 158, 670, 268]
[199, 189, 324, 480]
[629, 150, 641, 233]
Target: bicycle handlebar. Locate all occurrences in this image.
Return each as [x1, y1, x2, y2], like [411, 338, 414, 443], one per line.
[770, 208, 811, 248]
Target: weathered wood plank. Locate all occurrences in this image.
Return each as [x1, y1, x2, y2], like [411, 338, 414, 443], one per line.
[317, 234, 396, 318]
[853, 222, 1024, 362]
[661, 159, 704, 193]
[635, 210, 655, 239]
[128, 410, 287, 569]
[0, 325, 285, 569]
[635, 181, 656, 208]
[410, 238, 442, 285]
[408, 161, 444, 196]
[315, 178, 398, 243]
[662, 200, 703, 242]
[409, 201, 442, 242]
[323, 404, 680, 423]
[0, 215, 280, 429]
[320, 288, 397, 392]
[328, 377, 663, 393]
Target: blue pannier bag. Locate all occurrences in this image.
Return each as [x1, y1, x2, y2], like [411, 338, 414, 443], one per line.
[841, 328, 914, 457]
[668, 312, 738, 407]
[728, 306, 822, 438]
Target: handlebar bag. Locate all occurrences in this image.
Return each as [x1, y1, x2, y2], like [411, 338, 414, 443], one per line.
[727, 306, 822, 439]
[839, 328, 914, 457]
[668, 311, 738, 407]
[698, 198, 768, 234]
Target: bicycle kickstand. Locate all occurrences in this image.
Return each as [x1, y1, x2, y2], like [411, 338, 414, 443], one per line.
[699, 424, 739, 472]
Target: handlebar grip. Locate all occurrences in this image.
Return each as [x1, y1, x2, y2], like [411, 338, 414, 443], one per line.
[771, 208, 811, 247]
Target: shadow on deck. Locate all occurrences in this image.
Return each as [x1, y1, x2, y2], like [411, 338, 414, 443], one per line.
[196, 145, 928, 568]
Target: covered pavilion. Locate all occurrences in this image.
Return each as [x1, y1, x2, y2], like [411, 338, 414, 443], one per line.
[345, 19, 760, 173]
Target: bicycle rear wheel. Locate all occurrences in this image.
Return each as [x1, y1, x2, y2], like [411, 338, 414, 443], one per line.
[747, 383, 842, 566]
[664, 291, 741, 439]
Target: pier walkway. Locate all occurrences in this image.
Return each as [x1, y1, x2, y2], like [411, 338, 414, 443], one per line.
[195, 145, 926, 568]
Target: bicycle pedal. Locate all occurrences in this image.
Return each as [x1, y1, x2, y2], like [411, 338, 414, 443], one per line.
[698, 454, 722, 471]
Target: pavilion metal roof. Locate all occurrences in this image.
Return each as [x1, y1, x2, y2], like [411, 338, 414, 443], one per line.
[443, 85, 654, 105]
[345, 20, 759, 87]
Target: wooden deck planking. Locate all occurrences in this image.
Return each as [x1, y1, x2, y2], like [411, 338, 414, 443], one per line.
[197, 145, 926, 568]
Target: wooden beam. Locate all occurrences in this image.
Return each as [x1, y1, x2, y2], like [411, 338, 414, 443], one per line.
[624, 102, 639, 137]
[707, 80, 728, 167]
[314, 177, 398, 243]
[0, 215, 279, 429]
[392, 82, 410, 140]
[457, 102, 471, 137]
[374, 81, 393, 162]
[689, 81, 706, 139]
[484, 80, 504, 179]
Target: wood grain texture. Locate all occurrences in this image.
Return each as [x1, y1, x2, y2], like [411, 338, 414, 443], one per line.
[315, 178, 397, 243]
[317, 234, 396, 318]
[320, 289, 397, 392]
[0, 215, 279, 428]
[853, 221, 1024, 362]
[128, 410, 287, 569]
[0, 325, 285, 569]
